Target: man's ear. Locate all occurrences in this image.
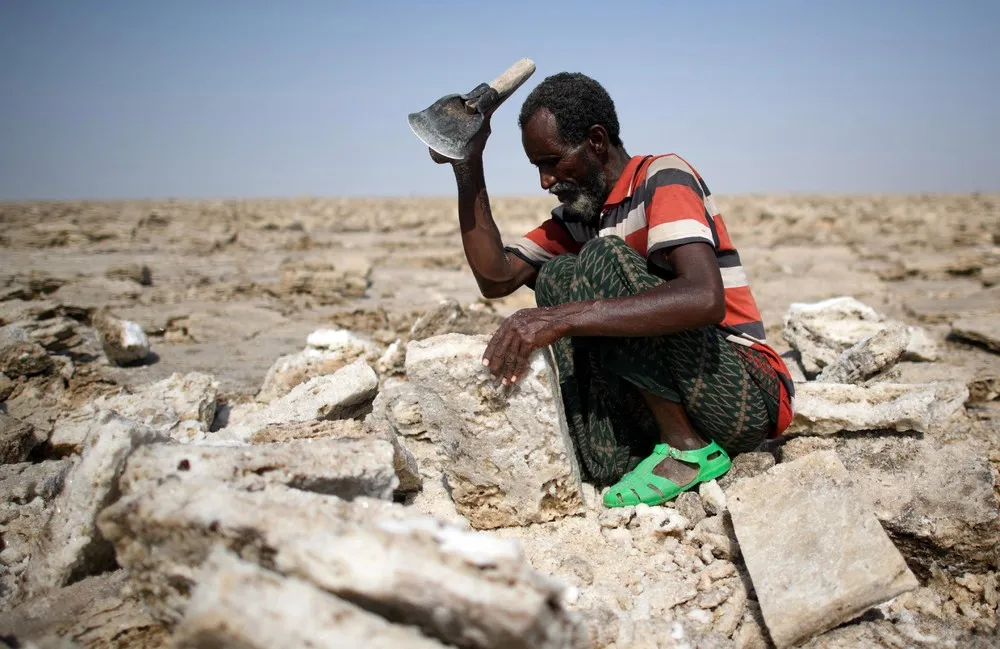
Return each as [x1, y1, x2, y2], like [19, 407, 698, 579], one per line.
[587, 125, 608, 156]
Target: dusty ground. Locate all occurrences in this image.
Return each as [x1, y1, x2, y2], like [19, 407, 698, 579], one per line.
[1, 193, 999, 647]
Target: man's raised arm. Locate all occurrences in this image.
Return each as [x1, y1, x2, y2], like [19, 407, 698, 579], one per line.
[431, 125, 537, 299]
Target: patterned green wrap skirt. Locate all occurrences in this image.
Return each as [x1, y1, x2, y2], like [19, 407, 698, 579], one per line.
[534, 236, 782, 486]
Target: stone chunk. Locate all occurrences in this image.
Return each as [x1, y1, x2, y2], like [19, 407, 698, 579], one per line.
[950, 316, 1000, 354]
[218, 360, 378, 442]
[120, 437, 398, 502]
[405, 334, 585, 529]
[92, 308, 150, 366]
[821, 435, 999, 573]
[173, 549, 449, 649]
[363, 388, 424, 493]
[0, 414, 40, 464]
[727, 451, 918, 649]
[786, 381, 968, 436]
[717, 452, 775, 490]
[247, 418, 365, 444]
[0, 328, 53, 378]
[106, 263, 153, 286]
[97, 480, 587, 649]
[782, 297, 935, 374]
[816, 323, 909, 384]
[24, 411, 163, 595]
[50, 372, 218, 450]
[0, 460, 70, 505]
[278, 254, 371, 304]
[257, 327, 380, 402]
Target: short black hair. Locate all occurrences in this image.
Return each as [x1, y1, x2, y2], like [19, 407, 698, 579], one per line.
[518, 72, 623, 147]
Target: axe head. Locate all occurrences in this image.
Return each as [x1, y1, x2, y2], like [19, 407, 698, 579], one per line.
[407, 89, 487, 161]
[408, 58, 536, 161]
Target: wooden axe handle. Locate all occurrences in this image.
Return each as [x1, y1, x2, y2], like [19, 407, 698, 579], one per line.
[487, 58, 536, 103]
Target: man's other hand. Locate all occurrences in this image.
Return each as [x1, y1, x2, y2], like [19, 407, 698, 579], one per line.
[482, 307, 568, 385]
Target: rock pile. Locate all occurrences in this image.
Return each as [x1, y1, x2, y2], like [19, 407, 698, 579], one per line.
[0, 292, 997, 649]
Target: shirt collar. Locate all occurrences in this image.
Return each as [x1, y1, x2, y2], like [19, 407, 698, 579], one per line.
[602, 155, 648, 209]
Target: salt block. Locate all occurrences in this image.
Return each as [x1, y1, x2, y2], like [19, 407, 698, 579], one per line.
[727, 450, 918, 649]
[174, 549, 449, 649]
[785, 381, 967, 436]
[404, 333, 584, 529]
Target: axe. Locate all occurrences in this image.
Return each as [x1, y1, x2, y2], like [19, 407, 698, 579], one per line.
[408, 58, 536, 161]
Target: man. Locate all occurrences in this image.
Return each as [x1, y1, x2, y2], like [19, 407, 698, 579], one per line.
[429, 71, 794, 508]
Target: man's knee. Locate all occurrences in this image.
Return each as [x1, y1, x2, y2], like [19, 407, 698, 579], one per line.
[578, 235, 632, 268]
[535, 254, 578, 307]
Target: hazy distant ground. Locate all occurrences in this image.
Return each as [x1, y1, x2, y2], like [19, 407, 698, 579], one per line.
[1, 194, 998, 402]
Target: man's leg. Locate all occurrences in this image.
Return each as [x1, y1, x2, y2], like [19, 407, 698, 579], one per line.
[567, 236, 781, 499]
[535, 255, 655, 484]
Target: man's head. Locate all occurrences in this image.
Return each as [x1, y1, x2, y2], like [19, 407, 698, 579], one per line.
[518, 72, 624, 224]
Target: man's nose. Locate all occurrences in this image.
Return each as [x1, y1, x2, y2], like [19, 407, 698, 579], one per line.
[539, 171, 557, 190]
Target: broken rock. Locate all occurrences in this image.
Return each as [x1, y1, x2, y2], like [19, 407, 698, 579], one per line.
[405, 333, 585, 529]
[218, 359, 378, 442]
[727, 450, 919, 649]
[782, 297, 935, 374]
[120, 437, 398, 501]
[363, 387, 424, 493]
[0, 413, 40, 464]
[24, 411, 163, 596]
[50, 372, 218, 450]
[256, 327, 380, 402]
[816, 323, 909, 384]
[97, 479, 587, 649]
[0, 325, 53, 378]
[950, 316, 1000, 354]
[173, 548, 449, 649]
[92, 308, 150, 366]
[820, 434, 999, 574]
[786, 381, 968, 436]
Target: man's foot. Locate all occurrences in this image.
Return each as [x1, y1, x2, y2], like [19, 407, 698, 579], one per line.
[602, 441, 731, 508]
[651, 451, 702, 488]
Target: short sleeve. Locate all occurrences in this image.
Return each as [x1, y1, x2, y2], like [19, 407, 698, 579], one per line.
[642, 156, 717, 258]
[504, 218, 581, 268]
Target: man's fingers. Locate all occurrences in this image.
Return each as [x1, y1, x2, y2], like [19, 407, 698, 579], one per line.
[510, 349, 532, 385]
[489, 328, 515, 379]
[483, 325, 506, 370]
[499, 336, 522, 385]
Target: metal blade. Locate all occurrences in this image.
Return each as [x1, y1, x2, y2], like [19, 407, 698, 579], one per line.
[407, 94, 484, 161]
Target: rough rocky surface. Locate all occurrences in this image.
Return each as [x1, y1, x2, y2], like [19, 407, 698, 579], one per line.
[786, 381, 969, 435]
[257, 327, 380, 402]
[50, 372, 218, 450]
[97, 479, 589, 649]
[172, 548, 449, 649]
[23, 411, 163, 597]
[0, 413, 40, 464]
[405, 334, 585, 529]
[120, 437, 399, 501]
[728, 451, 920, 648]
[816, 323, 909, 383]
[783, 297, 938, 374]
[781, 434, 1000, 575]
[217, 359, 378, 441]
[951, 316, 1000, 354]
[1, 195, 998, 647]
[0, 571, 167, 649]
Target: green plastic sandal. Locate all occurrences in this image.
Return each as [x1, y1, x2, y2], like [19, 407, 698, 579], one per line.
[602, 441, 732, 508]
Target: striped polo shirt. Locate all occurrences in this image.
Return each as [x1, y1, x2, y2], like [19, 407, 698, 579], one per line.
[506, 153, 795, 436]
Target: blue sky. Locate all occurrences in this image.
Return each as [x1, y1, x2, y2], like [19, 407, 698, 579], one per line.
[1, 1, 998, 200]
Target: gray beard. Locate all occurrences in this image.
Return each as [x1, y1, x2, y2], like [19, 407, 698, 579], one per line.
[561, 191, 605, 226]
[552, 159, 608, 226]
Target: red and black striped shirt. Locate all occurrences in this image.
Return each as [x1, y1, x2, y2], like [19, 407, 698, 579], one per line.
[506, 153, 795, 436]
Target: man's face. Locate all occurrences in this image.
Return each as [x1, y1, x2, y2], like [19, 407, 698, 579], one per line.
[521, 109, 608, 224]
